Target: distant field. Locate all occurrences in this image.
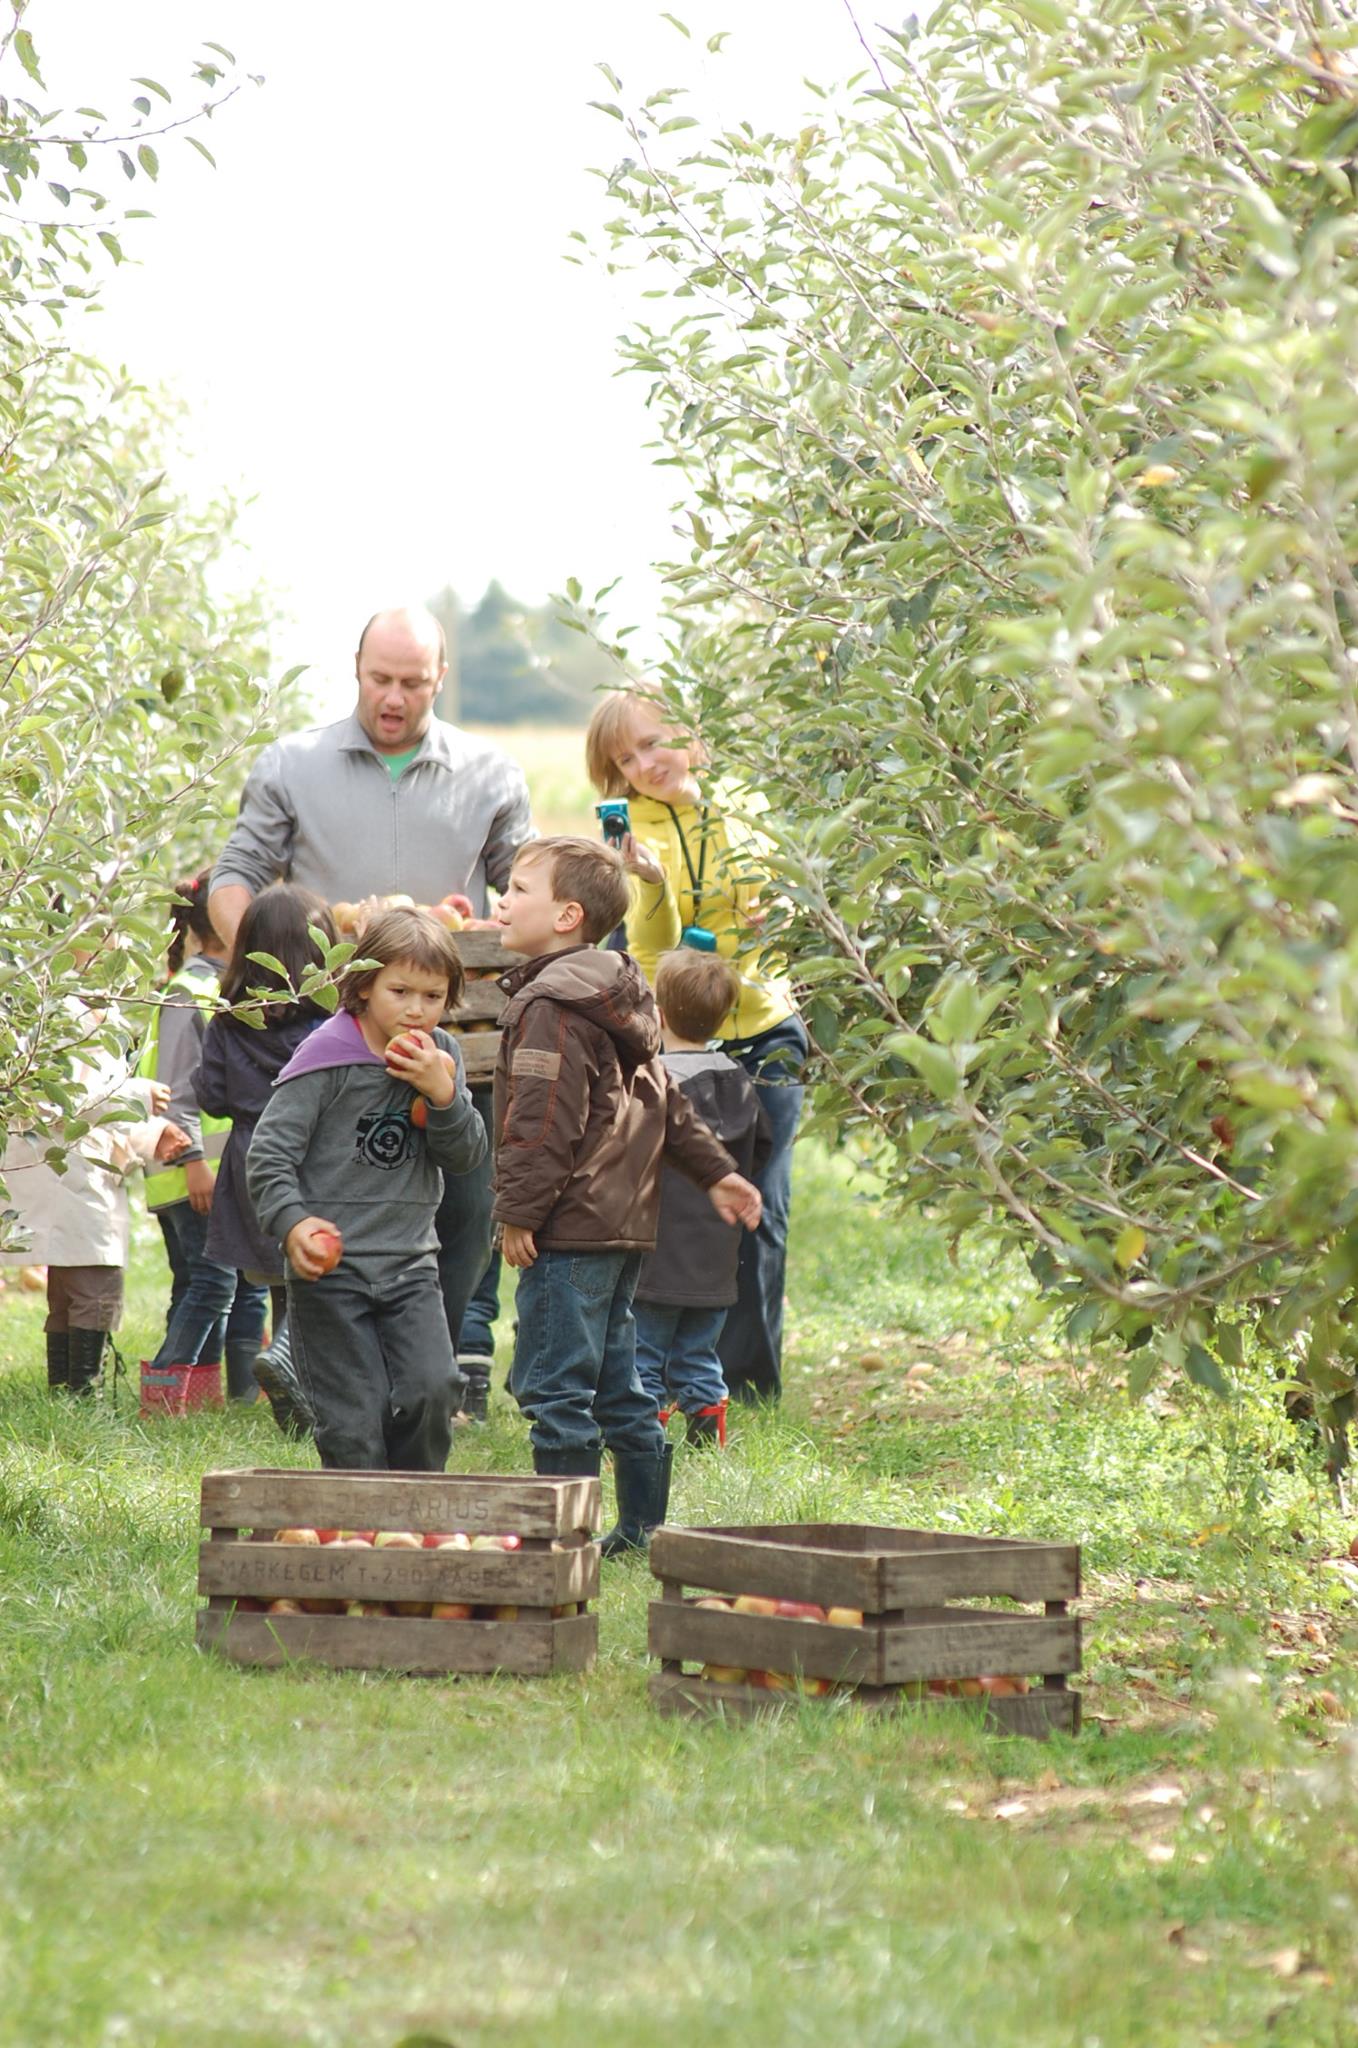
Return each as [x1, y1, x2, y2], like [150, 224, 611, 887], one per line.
[466, 722, 595, 840]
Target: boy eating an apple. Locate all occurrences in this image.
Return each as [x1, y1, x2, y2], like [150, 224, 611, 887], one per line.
[492, 838, 762, 1553]
[246, 907, 487, 1469]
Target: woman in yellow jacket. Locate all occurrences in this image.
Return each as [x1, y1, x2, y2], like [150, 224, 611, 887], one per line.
[586, 688, 807, 1402]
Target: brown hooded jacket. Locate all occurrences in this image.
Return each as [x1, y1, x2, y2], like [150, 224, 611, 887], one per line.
[491, 947, 736, 1253]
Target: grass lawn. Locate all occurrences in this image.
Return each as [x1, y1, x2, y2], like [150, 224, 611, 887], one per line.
[2, 1143, 1357, 2046]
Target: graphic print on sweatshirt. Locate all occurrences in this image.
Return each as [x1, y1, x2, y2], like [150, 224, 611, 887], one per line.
[355, 1108, 417, 1171]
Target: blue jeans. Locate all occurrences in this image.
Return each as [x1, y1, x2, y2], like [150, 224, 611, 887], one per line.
[717, 1014, 808, 1402]
[509, 1249, 665, 1460]
[634, 1303, 728, 1414]
[457, 1247, 501, 1358]
[150, 1201, 266, 1371]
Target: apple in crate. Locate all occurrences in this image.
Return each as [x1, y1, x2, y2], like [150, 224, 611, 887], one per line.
[423, 1531, 469, 1549]
[432, 1600, 474, 1620]
[490, 1604, 519, 1621]
[550, 1602, 579, 1619]
[470, 1533, 522, 1552]
[338, 1530, 375, 1545]
[267, 1598, 304, 1615]
[373, 1531, 422, 1550]
[694, 1597, 732, 1612]
[700, 1663, 748, 1684]
[826, 1607, 864, 1628]
[273, 1528, 320, 1546]
[346, 1601, 390, 1617]
[732, 1594, 778, 1618]
[391, 1601, 432, 1618]
[774, 1599, 827, 1622]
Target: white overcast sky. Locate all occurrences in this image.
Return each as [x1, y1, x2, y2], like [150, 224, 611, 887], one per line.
[33, 4, 867, 717]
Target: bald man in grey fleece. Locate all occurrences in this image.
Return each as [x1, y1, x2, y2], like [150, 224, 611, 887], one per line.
[209, 605, 534, 1362]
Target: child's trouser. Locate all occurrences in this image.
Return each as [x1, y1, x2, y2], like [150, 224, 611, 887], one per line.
[44, 1265, 124, 1333]
[509, 1249, 665, 1463]
[150, 1201, 266, 1371]
[633, 1302, 728, 1416]
[286, 1257, 458, 1471]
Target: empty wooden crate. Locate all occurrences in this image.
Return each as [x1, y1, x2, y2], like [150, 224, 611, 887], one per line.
[648, 1523, 1081, 1737]
[198, 1468, 600, 1676]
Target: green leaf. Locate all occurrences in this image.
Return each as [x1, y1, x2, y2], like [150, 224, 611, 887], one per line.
[14, 29, 44, 86]
[137, 143, 160, 179]
[1184, 1344, 1229, 1398]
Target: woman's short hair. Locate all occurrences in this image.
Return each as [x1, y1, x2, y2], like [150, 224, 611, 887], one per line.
[338, 907, 465, 1015]
[584, 685, 704, 797]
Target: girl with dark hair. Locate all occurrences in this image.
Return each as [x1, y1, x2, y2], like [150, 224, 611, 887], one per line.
[193, 885, 336, 1434]
[139, 870, 268, 1402]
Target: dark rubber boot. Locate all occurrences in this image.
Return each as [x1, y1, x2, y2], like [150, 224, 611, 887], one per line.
[253, 1327, 316, 1439]
[532, 1443, 602, 1478]
[225, 1339, 261, 1404]
[686, 1401, 727, 1447]
[45, 1332, 70, 1391]
[458, 1356, 491, 1423]
[67, 1327, 107, 1396]
[600, 1442, 673, 1558]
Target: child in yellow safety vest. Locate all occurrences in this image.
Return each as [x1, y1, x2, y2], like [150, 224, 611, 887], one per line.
[138, 871, 267, 1400]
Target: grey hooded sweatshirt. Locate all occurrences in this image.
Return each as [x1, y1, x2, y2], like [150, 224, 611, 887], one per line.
[247, 1010, 487, 1278]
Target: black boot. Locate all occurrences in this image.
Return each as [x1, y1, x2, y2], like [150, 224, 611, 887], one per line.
[600, 1442, 673, 1558]
[532, 1443, 602, 1477]
[253, 1327, 316, 1439]
[458, 1355, 492, 1423]
[225, 1338, 261, 1404]
[67, 1327, 107, 1396]
[45, 1332, 70, 1391]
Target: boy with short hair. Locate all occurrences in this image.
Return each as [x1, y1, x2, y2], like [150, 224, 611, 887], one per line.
[633, 951, 772, 1446]
[247, 907, 488, 1470]
[492, 837, 761, 1554]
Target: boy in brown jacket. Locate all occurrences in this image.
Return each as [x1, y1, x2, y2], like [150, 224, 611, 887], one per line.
[493, 837, 761, 1553]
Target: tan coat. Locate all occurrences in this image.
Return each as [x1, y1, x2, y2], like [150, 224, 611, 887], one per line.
[1, 1004, 167, 1268]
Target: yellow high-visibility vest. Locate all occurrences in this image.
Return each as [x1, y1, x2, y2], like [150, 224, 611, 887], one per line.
[137, 964, 230, 1211]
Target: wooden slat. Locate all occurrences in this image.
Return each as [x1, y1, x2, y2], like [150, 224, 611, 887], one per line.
[450, 981, 506, 1023]
[647, 1602, 877, 1683]
[199, 1469, 600, 1539]
[648, 1528, 880, 1609]
[198, 1540, 597, 1607]
[451, 1032, 501, 1084]
[452, 931, 518, 971]
[196, 1608, 596, 1675]
[651, 1525, 1079, 1609]
[878, 1545, 1079, 1606]
[878, 1613, 1080, 1684]
[647, 1673, 1079, 1737]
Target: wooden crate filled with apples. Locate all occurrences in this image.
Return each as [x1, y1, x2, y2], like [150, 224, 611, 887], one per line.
[328, 900, 516, 1087]
[648, 1524, 1081, 1737]
[197, 1468, 600, 1677]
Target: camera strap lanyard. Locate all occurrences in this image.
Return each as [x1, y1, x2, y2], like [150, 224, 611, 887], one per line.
[664, 802, 709, 920]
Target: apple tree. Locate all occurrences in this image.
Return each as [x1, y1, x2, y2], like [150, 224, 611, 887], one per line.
[0, 13, 289, 1245]
[589, 1, 1358, 1440]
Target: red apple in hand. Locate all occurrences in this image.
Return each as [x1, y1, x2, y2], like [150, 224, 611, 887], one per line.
[312, 1227, 342, 1274]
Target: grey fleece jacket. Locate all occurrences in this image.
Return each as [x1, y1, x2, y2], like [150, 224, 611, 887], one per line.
[211, 710, 534, 913]
[246, 1016, 486, 1277]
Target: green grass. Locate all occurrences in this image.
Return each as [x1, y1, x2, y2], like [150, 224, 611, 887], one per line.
[2, 1146, 1357, 2046]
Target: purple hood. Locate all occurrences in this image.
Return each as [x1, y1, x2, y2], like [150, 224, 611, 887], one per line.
[274, 1009, 384, 1085]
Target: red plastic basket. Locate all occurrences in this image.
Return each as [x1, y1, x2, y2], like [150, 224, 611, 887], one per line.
[139, 1360, 223, 1417]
